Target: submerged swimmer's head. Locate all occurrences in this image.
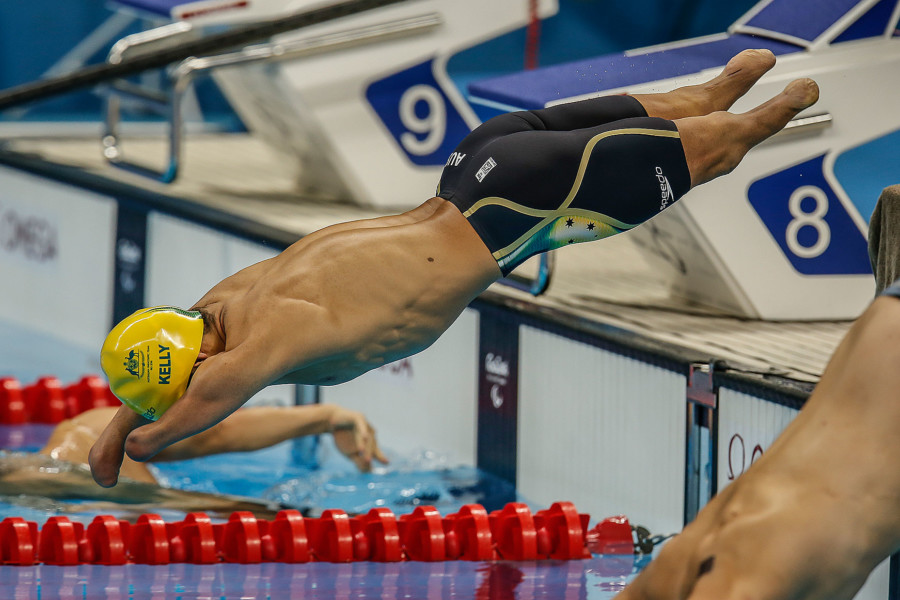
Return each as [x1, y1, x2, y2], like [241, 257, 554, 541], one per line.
[100, 306, 204, 421]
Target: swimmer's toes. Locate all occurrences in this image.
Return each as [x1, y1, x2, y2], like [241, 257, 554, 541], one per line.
[700, 49, 777, 112]
[784, 78, 819, 110]
[724, 49, 776, 79]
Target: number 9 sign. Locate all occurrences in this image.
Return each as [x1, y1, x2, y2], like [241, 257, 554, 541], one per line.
[398, 84, 447, 156]
[366, 59, 472, 166]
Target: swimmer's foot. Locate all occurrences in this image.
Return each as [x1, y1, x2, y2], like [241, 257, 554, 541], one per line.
[740, 78, 819, 147]
[633, 49, 776, 119]
[694, 49, 777, 113]
[671, 78, 818, 187]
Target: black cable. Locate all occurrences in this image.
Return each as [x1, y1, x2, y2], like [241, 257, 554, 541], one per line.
[633, 525, 677, 555]
[0, 0, 410, 112]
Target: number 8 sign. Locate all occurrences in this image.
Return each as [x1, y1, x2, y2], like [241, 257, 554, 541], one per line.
[366, 59, 473, 166]
[785, 185, 830, 259]
[748, 154, 870, 275]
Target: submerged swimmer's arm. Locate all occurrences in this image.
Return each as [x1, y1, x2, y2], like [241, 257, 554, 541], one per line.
[4, 459, 282, 519]
[153, 404, 389, 472]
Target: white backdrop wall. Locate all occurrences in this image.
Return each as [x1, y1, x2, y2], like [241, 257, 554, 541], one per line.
[518, 326, 686, 535]
[319, 309, 480, 465]
[145, 213, 280, 309]
[716, 388, 799, 492]
[0, 166, 115, 355]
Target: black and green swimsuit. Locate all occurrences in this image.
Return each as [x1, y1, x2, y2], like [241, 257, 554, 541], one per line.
[437, 94, 691, 275]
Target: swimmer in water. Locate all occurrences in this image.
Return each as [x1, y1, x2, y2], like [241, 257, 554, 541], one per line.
[89, 49, 820, 487]
[4, 403, 385, 518]
[0, 451, 283, 519]
[615, 279, 900, 600]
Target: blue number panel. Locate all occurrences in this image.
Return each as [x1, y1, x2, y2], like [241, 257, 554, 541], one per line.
[366, 59, 472, 166]
[748, 154, 871, 275]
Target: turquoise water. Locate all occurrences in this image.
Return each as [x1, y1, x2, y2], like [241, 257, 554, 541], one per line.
[0, 424, 525, 522]
[0, 425, 652, 600]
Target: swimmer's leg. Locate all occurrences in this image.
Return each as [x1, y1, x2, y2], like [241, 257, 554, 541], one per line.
[674, 78, 819, 187]
[520, 49, 777, 133]
[444, 49, 777, 163]
[631, 49, 776, 120]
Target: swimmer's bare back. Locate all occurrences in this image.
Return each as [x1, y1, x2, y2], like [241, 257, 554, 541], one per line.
[41, 407, 157, 483]
[112, 198, 501, 465]
[197, 197, 501, 385]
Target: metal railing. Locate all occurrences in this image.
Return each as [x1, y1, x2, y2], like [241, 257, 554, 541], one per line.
[0, 0, 412, 112]
[101, 12, 441, 182]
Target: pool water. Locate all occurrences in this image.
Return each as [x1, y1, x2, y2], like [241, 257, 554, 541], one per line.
[0, 423, 526, 521]
[2, 555, 650, 599]
[0, 423, 651, 599]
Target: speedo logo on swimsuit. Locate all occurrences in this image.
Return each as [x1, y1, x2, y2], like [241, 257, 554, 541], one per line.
[656, 166, 674, 211]
[476, 157, 497, 182]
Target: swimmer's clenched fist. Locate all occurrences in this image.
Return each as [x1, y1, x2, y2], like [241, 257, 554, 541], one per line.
[91, 49, 819, 487]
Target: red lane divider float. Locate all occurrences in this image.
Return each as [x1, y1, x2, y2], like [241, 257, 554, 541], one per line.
[0, 503, 636, 566]
[0, 375, 118, 425]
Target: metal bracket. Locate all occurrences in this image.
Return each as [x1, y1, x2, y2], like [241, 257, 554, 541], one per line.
[686, 361, 717, 408]
[101, 13, 443, 183]
[497, 252, 555, 296]
[774, 112, 833, 137]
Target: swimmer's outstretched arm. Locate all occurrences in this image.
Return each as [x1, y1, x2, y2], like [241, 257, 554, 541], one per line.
[89, 405, 147, 487]
[91, 297, 359, 487]
[156, 404, 389, 472]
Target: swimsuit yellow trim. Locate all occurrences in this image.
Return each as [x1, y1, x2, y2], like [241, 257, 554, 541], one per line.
[463, 128, 680, 261]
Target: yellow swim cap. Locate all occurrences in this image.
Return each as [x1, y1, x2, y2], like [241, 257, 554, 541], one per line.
[100, 306, 204, 421]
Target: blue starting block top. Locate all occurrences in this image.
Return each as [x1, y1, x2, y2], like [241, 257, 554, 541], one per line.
[737, 0, 885, 44]
[468, 0, 898, 110]
[467, 33, 803, 111]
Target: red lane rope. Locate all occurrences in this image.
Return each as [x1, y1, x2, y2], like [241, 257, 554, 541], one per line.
[1, 375, 117, 425]
[0, 503, 635, 565]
